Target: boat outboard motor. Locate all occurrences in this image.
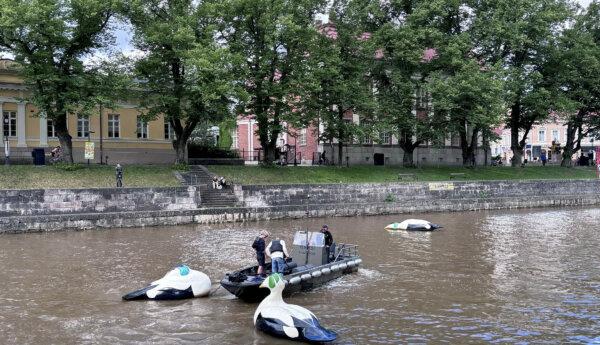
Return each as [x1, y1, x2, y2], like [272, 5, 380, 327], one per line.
[122, 264, 211, 301]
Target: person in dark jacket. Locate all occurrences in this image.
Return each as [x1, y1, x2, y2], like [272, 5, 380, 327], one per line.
[253, 230, 269, 275]
[321, 225, 334, 261]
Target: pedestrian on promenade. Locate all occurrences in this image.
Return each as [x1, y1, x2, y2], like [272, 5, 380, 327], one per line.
[116, 164, 123, 187]
[540, 151, 547, 166]
[266, 236, 290, 274]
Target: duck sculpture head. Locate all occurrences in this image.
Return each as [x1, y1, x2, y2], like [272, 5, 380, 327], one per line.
[254, 273, 337, 343]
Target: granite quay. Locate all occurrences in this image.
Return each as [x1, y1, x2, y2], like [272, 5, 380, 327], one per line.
[1, 179, 600, 233]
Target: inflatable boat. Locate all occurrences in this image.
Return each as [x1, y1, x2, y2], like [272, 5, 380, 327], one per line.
[221, 231, 361, 302]
[385, 219, 442, 231]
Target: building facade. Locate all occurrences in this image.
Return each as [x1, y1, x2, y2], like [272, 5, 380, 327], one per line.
[0, 59, 175, 164]
[491, 122, 596, 165]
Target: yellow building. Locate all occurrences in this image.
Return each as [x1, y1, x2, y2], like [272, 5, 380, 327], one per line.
[0, 59, 176, 164]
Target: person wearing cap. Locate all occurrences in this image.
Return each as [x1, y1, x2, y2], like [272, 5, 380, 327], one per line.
[252, 230, 269, 275]
[266, 236, 290, 274]
[321, 225, 333, 261]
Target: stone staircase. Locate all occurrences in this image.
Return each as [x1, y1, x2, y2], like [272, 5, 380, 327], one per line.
[179, 165, 238, 208]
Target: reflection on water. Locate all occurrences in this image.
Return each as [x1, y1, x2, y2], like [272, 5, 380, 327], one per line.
[1, 207, 599, 344]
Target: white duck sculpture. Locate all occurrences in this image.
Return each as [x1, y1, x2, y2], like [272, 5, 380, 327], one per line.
[254, 273, 337, 343]
[385, 219, 443, 231]
[122, 264, 211, 301]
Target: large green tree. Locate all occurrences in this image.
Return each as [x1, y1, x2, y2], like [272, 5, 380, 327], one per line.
[220, 0, 324, 164]
[0, 0, 120, 163]
[473, 0, 574, 166]
[546, 2, 600, 166]
[126, 0, 236, 163]
[306, 0, 376, 166]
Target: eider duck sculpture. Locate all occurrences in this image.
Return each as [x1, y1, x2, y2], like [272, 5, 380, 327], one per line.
[385, 219, 442, 231]
[254, 273, 337, 343]
[122, 264, 211, 301]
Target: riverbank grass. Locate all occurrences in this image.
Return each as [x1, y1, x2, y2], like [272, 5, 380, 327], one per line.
[0, 165, 181, 189]
[207, 165, 598, 185]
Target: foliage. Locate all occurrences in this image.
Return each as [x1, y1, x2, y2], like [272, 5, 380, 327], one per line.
[171, 162, 190, 171]
[187, 144, 239, 158]
[125, 0, 239, 163]
[219, 0, 325, 163]
[0, 0, 123, 163]
[53, 162, 85, 171]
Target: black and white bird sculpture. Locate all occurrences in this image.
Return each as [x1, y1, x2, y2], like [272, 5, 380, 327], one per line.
[254, 273, 337, 343]
[122, 264, 211, 301]
[385, 219, 443, 231]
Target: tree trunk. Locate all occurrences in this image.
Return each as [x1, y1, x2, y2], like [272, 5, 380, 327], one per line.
[402, 146, 415, 167]
[337, 141, 344, 166]
[53, 112, 73, 163]
[510, 103, 522, 167]
[173, 138, 187, 164]
[460, 123, 478, 167]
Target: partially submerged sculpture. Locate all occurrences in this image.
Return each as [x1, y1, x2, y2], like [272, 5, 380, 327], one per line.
[385, 219, 443, 231]
[122, 264, 211, 301]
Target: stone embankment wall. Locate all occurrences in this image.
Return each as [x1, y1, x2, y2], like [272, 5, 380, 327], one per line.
[2, 180, 600, 233]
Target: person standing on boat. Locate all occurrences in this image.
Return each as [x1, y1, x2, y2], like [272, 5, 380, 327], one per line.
[321, 225, 334, 261]
[266, 237, 290, 274]
[253, 230, 269, 276]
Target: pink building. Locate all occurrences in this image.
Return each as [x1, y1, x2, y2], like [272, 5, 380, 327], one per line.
[233, 115, 320, 164]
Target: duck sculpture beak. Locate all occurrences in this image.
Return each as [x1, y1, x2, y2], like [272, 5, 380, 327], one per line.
[259, 278, 269, 289]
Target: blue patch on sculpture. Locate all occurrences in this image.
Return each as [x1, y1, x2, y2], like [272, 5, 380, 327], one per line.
[178, 264, 190, 276]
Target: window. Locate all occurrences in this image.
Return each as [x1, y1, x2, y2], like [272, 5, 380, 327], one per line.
[552, 129, 559, 142]
[538, 129, 546, 142]
[299, 128, 307, 146]
[77, 115, 89, 138]
[164, 118, 174, 140]
[47, 119, 56, 138]
[2, 111, 16, 137]
[379, 131, 391, 145]
[231, 129, 238, 149]
[108, 114, 120, 138]
[137, 116, 148, 139]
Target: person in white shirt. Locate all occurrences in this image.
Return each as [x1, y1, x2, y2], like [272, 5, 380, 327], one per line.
[266, 238, 290, 274]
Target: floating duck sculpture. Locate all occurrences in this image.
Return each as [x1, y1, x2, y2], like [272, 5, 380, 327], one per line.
[385, 219, 443, 231]
[122, 264, 211, 301]
[254, 273, 337, 343]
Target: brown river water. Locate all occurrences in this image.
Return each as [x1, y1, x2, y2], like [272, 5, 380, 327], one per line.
[1, 207, 599, 344]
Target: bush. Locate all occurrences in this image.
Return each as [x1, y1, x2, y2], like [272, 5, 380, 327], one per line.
[187, 144, 239, 158]
[172, 162, 189, 171]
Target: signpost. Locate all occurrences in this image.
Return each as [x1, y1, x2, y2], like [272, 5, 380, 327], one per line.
[84, 141, 95, 161]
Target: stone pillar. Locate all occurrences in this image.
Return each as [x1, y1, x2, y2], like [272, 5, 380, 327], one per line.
[39, 114, 48, 147]
[0, 102, 4, 144]
[16, 102, 26, 147]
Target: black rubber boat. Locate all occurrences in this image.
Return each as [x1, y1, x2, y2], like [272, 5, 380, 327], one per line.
[221, 231, 362, 302]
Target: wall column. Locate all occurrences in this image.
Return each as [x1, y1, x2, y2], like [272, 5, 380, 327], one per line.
[0, 102, 4, 144]
[16, 102, 26, 147]
[39, 114, 48, 147]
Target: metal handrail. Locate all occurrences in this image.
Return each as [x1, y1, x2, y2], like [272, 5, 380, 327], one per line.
[333, 243, 359, 262]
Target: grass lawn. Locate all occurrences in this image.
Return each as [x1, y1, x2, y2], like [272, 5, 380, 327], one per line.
[0, 164, 182, 190]
[207, 165, 599, 185]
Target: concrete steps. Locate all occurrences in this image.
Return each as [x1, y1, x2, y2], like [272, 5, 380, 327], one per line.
[180, 165, 238, 207]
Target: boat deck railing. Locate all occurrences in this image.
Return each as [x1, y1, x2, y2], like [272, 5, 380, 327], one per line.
[334, 243, 359, 261]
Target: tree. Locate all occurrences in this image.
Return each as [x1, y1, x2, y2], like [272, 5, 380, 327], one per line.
[306, 0, 376, 166]
[546, 2, 600, 166]
[369, 0, 442, 167]
[0, 0, 120, 163]
[473, 0, 574, 166]
[221, 0, 324, 164]
[126, 0, 236, 163]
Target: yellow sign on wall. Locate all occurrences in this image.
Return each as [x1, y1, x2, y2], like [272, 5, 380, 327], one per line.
[84, 142, 95, 160]
[428, 182, 454, 191]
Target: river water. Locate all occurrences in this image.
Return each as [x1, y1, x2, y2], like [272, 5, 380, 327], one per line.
[1, 207, 599, 344]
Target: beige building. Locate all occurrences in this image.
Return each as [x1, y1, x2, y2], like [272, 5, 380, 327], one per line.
[0, 59, 176, 164]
